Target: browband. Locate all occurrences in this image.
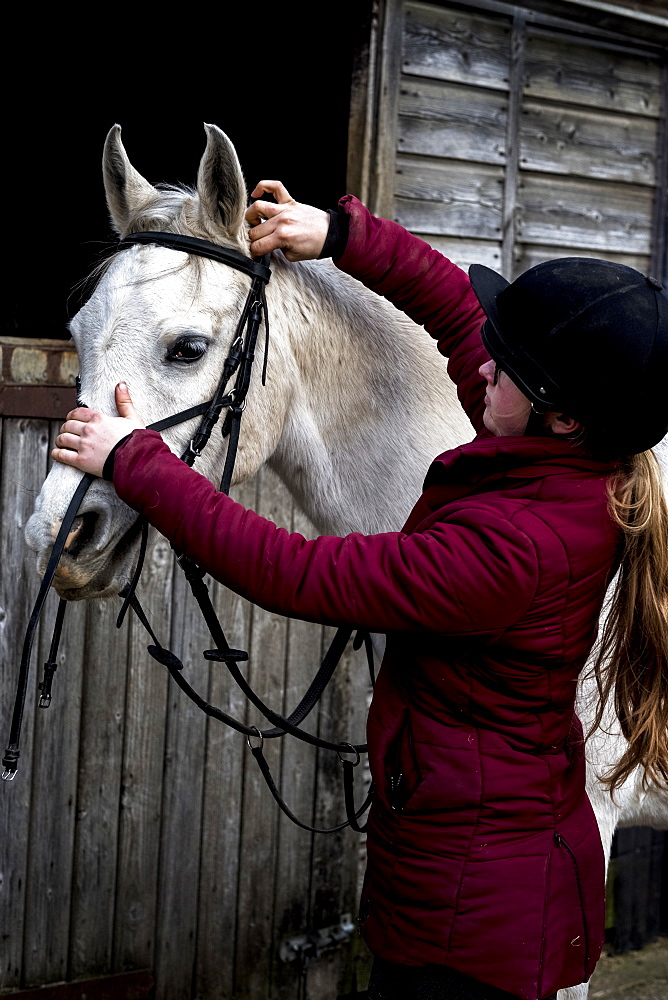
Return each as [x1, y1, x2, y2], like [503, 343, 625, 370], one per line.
[120, 232, 272, 283]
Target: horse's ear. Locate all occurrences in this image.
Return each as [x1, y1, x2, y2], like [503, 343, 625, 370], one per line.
[102, 125, 159, 235]
[196, 124, 247, 238]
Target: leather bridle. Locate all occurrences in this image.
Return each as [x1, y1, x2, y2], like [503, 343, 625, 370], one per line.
[2, 230, 372, 834]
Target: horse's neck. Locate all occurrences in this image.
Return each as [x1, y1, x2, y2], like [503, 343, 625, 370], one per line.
[263, 257, 469, 536]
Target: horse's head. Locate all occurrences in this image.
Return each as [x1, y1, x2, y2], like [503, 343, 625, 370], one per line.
[26, 124, 290, 599]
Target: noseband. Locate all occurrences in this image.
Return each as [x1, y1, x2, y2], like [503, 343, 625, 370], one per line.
[2, 231, 372, 834]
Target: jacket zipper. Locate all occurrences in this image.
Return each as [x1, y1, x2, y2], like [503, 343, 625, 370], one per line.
[554, 832, 590, 981]
[387, 710, 421, 813]
[389, 772, 404, 811]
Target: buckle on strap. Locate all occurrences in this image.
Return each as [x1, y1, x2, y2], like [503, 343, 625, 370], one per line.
[2, 746, 19, 780]
[38, 660, 58, 708]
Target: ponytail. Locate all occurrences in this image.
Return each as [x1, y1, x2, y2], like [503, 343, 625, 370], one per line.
[590, 450, 668, 792]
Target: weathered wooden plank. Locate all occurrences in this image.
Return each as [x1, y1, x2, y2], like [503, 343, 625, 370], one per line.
[395, 196, 501, 242]
[153, 538, 210, 1000]
[519, 100, 658, 185]
[517, 174, 653, 253]
[22, 425, 87, 987]
[2, 969, 154, 1000]
[398, 78, 508, 165]
[412, 235, 502, 272]
[194, 478, 256, 1000]
[195, 476, 256, 1000]
[394, 157, 504, 239]
[402, 2, 511, 91]
[273, 507, 322, 1000]
[588, 0, 668, 20]
[500, 11, 527, 278]
[69, 597, 128, 978]
[368, 0, 403, 219]
[514, 243, 650, 280]
[524, 30, 662, 117]
[0, 337, 78, 385]
[649, 60, 668, 280]
[305, 635, 370, 1000]
[112, 531, 172, 975]
[0, 418, 50, 990]
[346, 1, 379, 205]
[234, 467, 292, 999]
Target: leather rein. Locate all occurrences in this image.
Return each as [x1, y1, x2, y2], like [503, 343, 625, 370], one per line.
[2, 231, 373, 835]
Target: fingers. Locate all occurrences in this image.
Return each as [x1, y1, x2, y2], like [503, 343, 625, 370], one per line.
[52, 388, 145, 477]
[247, 216, 284, 257]
[115, 381, 138, 419]
[245, 180, 295, 229]
[54, 431, 83, 451]
[59, 418, 87, 436]
[245, 198, 291, 228]
[250, 180, 294, 203]
[64, 406, 94, 422]
[50, 446, 83, 469]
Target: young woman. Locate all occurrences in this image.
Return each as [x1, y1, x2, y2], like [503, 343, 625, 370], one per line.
[52, 183, 668, 1000]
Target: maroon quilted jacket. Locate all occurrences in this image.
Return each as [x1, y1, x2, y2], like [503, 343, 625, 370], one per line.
[113, 198, 621, 1000]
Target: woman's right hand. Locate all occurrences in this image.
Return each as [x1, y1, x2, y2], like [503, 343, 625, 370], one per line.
[245, 180, 330, 261]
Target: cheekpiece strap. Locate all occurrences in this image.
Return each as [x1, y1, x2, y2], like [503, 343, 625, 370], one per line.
[120, 232, 272, 283]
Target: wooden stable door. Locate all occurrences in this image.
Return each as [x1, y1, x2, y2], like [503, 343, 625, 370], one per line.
[349, 0, 667, 282]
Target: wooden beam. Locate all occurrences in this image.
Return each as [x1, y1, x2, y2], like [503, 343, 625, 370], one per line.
[0, 385, 76, 418]
[347, 1, 378, 203]
[559, 0, 668, 28]
[0, 337, 77, 416]
[649, 60, 668, 282]
[368, 0, 404, 218]
[0, 970, 154, 1000]
[501, 11, 526, 278]
[445, 0, 668, 49]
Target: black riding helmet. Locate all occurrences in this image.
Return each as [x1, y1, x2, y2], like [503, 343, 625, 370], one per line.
[468, 258, 668, 456]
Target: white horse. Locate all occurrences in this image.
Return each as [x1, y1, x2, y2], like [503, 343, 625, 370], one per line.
[26, 124, 668, 1000]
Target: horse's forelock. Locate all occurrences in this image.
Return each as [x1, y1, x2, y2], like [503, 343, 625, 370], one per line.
[74, 182, 252, 314]
[124, 182, 248, 253]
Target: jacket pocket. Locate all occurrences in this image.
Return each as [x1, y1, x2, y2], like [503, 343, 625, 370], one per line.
[384, 709, 422, 813]
[449, 854, 549, 1000]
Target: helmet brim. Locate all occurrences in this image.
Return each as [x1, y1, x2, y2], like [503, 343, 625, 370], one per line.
[469, 263, 561, 411]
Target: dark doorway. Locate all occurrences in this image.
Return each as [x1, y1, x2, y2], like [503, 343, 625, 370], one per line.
[4, 3, 365, 339]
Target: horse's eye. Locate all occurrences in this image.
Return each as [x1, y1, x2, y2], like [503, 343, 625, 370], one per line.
[166, 338, 208, 363]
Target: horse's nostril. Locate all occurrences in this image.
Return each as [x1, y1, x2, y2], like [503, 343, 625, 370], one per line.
[63, 511, 99, 557]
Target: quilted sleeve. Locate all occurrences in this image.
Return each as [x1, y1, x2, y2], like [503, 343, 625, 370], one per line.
[335, 196, 490, 430]
[114, 430, 538, 636]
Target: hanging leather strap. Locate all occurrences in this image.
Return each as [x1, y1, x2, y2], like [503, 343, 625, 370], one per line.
[249, 739, 372, 835]
[123, 582, 373, 834]
[2, 474, 95, 778]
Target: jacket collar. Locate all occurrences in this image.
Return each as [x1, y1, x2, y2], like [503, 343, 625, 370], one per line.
[423, 431, 618, 490]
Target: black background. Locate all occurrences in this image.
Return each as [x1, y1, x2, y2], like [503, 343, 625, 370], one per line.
[4, 4, 363, 339]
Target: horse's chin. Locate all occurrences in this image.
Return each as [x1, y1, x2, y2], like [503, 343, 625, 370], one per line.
[52, 563, 127, 601]
[53, 577, 124, 602]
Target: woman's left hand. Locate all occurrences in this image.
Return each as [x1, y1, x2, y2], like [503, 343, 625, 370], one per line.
[52, 382, 145, 477]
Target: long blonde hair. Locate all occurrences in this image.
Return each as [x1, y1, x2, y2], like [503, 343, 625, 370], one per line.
[590, 450, 668, 792]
